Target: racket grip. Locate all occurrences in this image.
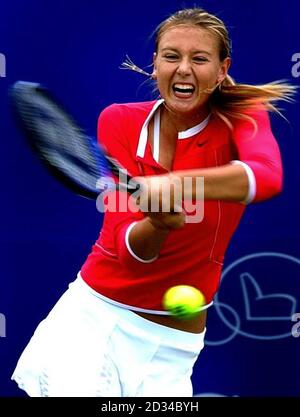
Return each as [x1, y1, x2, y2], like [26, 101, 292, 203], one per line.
[118, 180, 141, 194]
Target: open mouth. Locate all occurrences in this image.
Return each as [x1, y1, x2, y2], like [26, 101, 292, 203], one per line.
[172, 83, 195, 97]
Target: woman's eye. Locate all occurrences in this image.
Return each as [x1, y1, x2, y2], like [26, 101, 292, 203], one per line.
[162, 54, 208, 63]
[193, 57, 208, 63]
[164, 54, 179, 61]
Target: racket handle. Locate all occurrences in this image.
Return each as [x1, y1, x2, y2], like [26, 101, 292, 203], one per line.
[103, 153, 141, 195]
[117, 179, 141, 194]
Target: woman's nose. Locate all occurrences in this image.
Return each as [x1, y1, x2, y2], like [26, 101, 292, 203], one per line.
[176, 58, 192, 76]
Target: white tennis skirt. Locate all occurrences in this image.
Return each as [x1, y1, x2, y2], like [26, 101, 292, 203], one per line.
[12, 276, 206, 397]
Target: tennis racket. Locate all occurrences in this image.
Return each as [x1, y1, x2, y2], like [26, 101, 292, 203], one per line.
[10, 81, 141, 199]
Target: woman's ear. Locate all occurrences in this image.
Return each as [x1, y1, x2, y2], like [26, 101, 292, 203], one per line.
[152, 52, 157, 79]
[217, 57, 231, 83]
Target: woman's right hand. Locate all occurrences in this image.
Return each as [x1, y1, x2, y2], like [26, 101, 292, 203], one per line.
[146, 210, 186, 231]
[133, 175, 186, 231]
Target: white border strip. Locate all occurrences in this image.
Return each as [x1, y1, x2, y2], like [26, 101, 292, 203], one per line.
[178, 114, 211, 139]
[125, 221, 159, 263]
[78, 272, 213, 315]
[136, 99, 164, 158]
[230, 160, 256, 204]
[153, 108, 160, 163]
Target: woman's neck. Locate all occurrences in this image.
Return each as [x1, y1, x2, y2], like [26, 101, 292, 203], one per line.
[162, 102, 210, 133]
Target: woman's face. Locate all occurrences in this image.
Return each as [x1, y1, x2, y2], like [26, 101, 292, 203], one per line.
[154, 25, 230, 119]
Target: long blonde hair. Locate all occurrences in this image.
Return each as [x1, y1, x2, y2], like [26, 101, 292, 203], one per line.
[121, 8, 296, 129]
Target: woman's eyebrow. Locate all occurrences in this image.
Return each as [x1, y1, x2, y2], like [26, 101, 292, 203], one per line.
[160, 47, 212, 56]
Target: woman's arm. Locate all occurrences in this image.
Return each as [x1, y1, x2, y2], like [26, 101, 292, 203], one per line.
[138, 163, 249, 207]
[137, 107, 283, 208]
[128, 214, 183, 261]
[174, 163, 249, 201]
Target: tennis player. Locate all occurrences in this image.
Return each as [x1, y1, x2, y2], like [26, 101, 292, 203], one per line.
[12, 7, 295, 397]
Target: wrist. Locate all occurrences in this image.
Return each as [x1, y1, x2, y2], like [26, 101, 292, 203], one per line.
[147, 216, 170, 232]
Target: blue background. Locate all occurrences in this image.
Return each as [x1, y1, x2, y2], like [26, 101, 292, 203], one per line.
[0, 0, 299, 397]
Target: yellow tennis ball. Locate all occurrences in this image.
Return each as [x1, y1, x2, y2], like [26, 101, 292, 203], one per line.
[162, 285, 206, 320]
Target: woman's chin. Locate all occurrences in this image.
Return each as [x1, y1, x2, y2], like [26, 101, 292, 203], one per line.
[165, 99, 205, 117]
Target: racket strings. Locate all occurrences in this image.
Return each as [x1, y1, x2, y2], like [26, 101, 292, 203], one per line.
[19, 95, 106, 189]
[11, 82, 140, 197]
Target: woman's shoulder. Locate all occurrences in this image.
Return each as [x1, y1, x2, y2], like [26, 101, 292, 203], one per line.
[229, 103, 270, 130]
[99, 100, 157, 119]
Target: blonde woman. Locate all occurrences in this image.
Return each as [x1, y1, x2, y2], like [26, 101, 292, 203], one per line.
[12, 8, 295, 397]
